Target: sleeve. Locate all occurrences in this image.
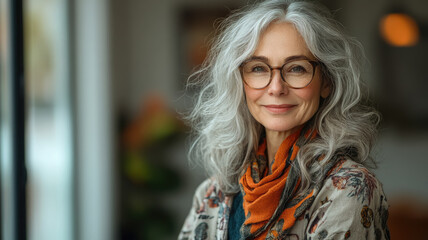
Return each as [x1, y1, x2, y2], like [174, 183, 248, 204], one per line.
[305, 164, 390, 240]
[178, 178, 231, 240]
[177, 191, 198, 239]
[178, 178, 211, 240]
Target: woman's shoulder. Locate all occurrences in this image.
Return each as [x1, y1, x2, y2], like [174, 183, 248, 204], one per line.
[301, 158, 390, 239]
[325, 158, 385, 201]
[320, 158, 389, 229]
[328, 158, 379, 179]
[192, 177, 228, 204]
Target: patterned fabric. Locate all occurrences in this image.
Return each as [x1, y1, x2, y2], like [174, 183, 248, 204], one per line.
[178, 159, 390, 240]
[239, 127, 321, 239]
[179, 178, 232, 240]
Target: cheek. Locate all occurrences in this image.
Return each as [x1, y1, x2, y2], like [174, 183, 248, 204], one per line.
[244, 87, 262, 116]
[300, 77, 323, 104]
[244, 86, 257, 105]
[296, 85, 322, 113]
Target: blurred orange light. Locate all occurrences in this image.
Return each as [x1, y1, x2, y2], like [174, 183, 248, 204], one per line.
[380, 13, 419, 47]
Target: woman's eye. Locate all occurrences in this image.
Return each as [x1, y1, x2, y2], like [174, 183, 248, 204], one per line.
[252, 66, 268, 72]
[289, 65, 307, 73]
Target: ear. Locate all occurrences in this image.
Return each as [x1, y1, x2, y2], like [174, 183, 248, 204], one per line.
[320, 78, 331, 99]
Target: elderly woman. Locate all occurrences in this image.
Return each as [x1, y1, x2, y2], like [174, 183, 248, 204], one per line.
[179, 0, 389, 239]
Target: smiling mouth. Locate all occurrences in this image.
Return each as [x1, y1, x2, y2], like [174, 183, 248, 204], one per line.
[263, 104, 297, 113]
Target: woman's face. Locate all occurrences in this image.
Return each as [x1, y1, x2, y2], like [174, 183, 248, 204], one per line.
[243, 22, 330, 135]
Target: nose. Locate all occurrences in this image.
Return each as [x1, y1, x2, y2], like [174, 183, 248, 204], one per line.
[267, 69, 288, 96]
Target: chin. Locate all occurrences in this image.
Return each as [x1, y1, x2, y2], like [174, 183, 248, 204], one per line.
[263, 123, 298, 133]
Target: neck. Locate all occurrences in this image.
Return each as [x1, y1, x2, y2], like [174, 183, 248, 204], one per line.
[265, 129, 292, 166]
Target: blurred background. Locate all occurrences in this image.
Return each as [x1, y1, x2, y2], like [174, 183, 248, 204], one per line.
[1, 0, 427, 240]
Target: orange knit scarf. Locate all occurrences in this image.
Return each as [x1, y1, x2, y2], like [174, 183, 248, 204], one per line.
[239, 127, 318, 239]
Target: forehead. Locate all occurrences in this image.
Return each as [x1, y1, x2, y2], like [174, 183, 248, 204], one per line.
[253, 22, 313, 60]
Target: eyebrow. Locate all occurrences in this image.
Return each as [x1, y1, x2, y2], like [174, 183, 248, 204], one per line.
[245, 55, 313, 63]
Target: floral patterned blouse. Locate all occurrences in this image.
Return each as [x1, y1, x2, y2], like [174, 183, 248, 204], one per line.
[178, 159, 390, 240]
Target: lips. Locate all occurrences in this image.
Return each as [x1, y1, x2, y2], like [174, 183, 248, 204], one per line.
[263, 104, 297, 113]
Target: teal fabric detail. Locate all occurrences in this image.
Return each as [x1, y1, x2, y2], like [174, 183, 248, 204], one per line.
[228, 191, 245, 240]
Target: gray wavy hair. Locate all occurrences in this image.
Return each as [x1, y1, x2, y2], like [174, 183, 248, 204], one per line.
[187, 0, 380, 195]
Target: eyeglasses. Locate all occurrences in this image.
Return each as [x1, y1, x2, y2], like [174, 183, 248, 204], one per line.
[240, 59, 320, 89]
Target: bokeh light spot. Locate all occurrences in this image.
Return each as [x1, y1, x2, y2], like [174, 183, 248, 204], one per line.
[380, 13, 419, 47]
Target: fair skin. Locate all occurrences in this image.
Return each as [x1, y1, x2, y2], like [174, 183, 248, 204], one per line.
[244, 22, 331, 165]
